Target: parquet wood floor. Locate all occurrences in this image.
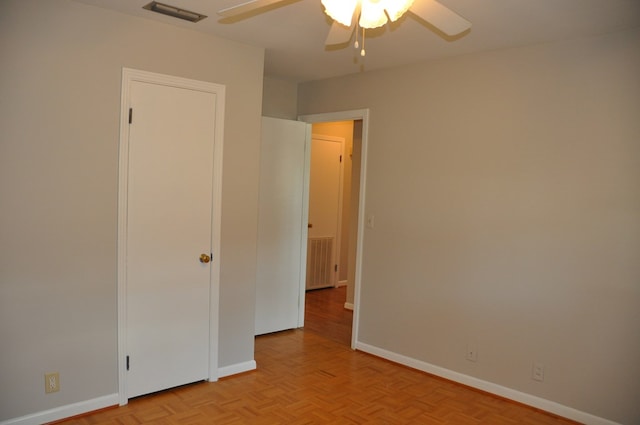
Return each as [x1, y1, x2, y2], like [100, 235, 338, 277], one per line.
[55, 287, 581, 424]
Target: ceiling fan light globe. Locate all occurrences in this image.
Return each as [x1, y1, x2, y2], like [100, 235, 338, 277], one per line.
[360, 0, 388, 28]
[321, 0, 358, 27]
[384, 0, 414, 22]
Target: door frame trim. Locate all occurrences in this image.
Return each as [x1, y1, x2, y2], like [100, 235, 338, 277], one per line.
[117, 68, 225, 405]
[298, 109, 369, 350]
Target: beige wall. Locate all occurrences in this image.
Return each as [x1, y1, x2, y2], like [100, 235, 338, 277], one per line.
[0, 0, 263, 421]
[299, 28, 640, 424]
[262, 76, 298, 120]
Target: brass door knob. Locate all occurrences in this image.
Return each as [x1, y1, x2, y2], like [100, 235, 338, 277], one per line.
[199, 253, 211, 264]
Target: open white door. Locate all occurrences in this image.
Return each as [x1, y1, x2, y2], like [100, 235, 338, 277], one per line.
[255, 117, 310, 335]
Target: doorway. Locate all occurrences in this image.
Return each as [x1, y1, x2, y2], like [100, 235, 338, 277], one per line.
[299, 112, 368, 348]
[253, 110, 368, 349]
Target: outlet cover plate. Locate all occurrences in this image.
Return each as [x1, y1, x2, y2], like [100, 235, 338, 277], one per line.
[45, 372, 60, 393]
[532, 362, 544, 382]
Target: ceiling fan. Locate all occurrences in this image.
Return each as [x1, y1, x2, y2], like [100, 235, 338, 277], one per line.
[218, 0, 471, 56]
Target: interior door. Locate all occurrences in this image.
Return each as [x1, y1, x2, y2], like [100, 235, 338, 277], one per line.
[255, 117, 310, 335]
[125, 79, 216, 398]
[306, 135, 344, 290]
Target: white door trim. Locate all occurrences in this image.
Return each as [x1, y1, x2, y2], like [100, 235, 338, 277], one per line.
[117, 68, 225, 405]
[298, 109, 369, 350]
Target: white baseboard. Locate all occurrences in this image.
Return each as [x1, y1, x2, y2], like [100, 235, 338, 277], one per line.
[354, 342, 621, 425]
[218, 360, 257, 378]
[0, 393, 118, 425]
[344, 302, 354, 310]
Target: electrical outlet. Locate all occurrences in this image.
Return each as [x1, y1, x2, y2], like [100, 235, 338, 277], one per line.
[532, 362, 544, 382]
[466, 342, 478, 362]
[45, 372, 60, 393]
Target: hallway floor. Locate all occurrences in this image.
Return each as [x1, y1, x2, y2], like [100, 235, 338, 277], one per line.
[304, 286, 353, 346]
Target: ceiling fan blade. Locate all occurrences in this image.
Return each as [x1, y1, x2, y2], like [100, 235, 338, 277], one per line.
[409, 0, 471, 36]
[217, 0, 289, 18]
[325, 20, 356, 46]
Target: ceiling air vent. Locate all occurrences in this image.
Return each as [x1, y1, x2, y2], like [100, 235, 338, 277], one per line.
[143, 1, 207, 23]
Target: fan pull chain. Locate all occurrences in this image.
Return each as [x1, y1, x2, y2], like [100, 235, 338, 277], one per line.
[353, 19, 365, 57]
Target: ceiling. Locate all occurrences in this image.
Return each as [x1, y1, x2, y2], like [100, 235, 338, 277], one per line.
[74, 0, 640, 82]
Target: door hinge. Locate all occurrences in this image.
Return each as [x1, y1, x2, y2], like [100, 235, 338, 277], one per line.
[334, 264, 338, 272]
[340, 155, 342, 163]
[126, 355, 130, 371]
[128, 108, 133, 124]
